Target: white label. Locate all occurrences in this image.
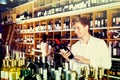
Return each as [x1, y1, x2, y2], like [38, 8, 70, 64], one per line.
[97, 21, 100, 27]
[1, 71, 4, 78]
[9, 72, 16, 80]
[90, 21, 93, 27]
[70, 72, 76, 80]
[101, 19, 104, 25]
[95, 20, 97, 26]
[113, 48, 117, 56]
[16, 72, 19, 79]
[4, 71, 9, 79]
[43, 69, 47, 79]
[113, 18, 116, 23]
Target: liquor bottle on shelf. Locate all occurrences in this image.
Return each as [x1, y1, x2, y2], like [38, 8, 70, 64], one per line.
[55, 19, 61, 30]
[63, 17, 70, 30]
[48, 21, 53, 31]
[111, 40, 120, 58]
[112, 12, 117, 26]
[27, 46, 31, 54]
[109, 30, 120, 39]
[93, 30, 107, 39]
[95, 14, 101, 27]
[101, 12, 106, 27]
[61, 32, 70, 38]
[36, 40, 41, 50]
[116, 10, 120, 26]
[89, 14, 93, 28]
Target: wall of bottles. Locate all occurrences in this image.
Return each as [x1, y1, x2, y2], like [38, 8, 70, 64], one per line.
[0, 0, 120, 80]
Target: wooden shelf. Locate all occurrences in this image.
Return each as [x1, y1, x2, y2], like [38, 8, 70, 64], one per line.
[17, 1, 120, 23]
[104, 74, 120, 79]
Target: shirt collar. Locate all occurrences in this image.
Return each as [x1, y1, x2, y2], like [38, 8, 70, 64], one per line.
[79, 35, 93, 45]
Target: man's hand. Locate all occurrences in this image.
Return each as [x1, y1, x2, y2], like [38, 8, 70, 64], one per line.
[74, 55, 90, 64]
[60, 49, 70, 61]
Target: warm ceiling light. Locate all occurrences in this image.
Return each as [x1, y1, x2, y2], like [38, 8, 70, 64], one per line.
[10, 0, 13, 2]
[0, 0, 7, 4]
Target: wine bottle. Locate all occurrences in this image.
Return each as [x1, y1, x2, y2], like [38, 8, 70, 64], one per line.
[4, 59, 10, 80]
[9, 59, 17, 80]
[1, 59, 6, 80]
[111, 41, 120, 58]
[36, 40, 41, 50]
[42, 56, 49, 80]
[16, 60, 22, 80]
[116, 10, 120, 26]
[54, 36, 74, 59]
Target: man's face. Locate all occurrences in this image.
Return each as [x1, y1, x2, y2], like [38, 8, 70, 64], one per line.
[73, 22, 88, 39]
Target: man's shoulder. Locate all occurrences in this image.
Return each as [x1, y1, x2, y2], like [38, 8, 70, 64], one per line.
[91, 36, 106, 45]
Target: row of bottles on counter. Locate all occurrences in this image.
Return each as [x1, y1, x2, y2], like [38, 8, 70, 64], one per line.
[34, 0, 119, 18]
[1, 56, 106, 80]
[14, 35, 34, 44]
[0, 16, 13, 25]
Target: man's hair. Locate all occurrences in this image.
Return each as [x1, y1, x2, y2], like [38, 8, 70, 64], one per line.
[72, 16, 90, 28]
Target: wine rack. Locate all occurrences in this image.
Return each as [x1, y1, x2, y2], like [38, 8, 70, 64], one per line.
[1, 0, 120, 79]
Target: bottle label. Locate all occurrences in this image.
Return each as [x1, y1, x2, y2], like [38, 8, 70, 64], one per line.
[113, 17, 116, 23]
[4, 71, 9, 79]
[9, 72, 16, 80]
[98, 21, 100, 27]
[1, 71, 4, 78]
[113, 48, 117, 56]
[43, 69, 47, 79]
[70, 72, 76, 80]
[16, 72, 19, 79]
[37, 44, 40, 49]
[90, 21, 93, 27]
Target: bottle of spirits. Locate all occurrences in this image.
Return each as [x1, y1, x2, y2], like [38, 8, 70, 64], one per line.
[1, 59, 6, 80]
[16, 60, 22, 80]
[9, 59, 17, 80]
[4, 59, 10, 80]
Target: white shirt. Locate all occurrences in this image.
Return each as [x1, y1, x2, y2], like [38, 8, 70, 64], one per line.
[70, 36, 111, 75]
[40, 42, 48, 57]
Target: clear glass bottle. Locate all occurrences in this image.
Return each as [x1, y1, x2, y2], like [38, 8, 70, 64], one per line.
[9, 59, 16, 80]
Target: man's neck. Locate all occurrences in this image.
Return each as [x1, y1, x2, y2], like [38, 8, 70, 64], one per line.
[80, 33, 90, 44]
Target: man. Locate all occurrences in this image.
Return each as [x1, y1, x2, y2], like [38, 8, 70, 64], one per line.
[60, 16, 111, 75]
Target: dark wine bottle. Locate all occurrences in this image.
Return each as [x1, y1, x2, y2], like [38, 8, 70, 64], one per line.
[54, 38, 74, 59]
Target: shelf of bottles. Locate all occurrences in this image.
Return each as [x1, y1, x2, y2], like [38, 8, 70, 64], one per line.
[13, 0, 120, 23]
[1, 0, 120, 79]
[34, 0, 120, 18]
